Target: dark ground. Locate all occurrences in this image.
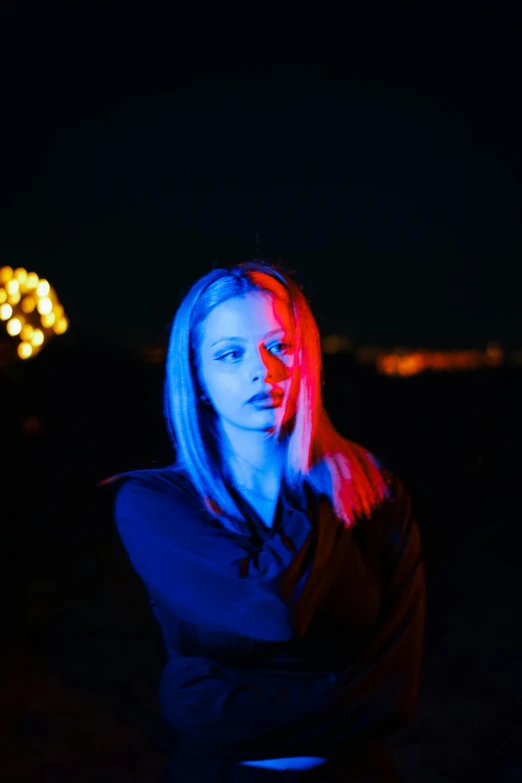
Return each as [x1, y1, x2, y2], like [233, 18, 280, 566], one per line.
[1, 328, 521, 781]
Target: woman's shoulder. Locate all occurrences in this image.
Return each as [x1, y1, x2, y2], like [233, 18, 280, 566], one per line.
[98, 464, 203, 514]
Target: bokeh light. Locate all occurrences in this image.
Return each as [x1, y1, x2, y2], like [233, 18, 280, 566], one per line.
[31, 329, 44, 346]
[6, 279, 19, 295]
[37, 297, 53, 315]
[6, 318, 23, 336]
[0, 266, 13, 283]
[0, 303, 13, 321]
[17, 342, 33, 359]
[53, 317, 68, 335]
[41, 312, 56, 327]
[21, 296, 36, 314]
[1, 265, 69, 360]
[25, 272, 39, 289]
[7, 291, 21, 305]
[36, 280, 50, 297]
[20, 323, 34, 340]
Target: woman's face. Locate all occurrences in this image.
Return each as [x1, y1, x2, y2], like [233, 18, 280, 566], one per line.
[198, 291, 298, 435]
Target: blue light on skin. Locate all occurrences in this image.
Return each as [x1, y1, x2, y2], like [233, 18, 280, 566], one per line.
[240, 758, 327, 770]
[197, 292, 328, 769]
[198, 291, 299, 498]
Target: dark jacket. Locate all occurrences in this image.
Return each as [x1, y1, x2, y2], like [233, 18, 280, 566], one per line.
[100, 464, 425, 766]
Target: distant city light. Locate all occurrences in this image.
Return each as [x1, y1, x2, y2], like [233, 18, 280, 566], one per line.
[374, 346, 508, 375]
[322, 334, 353, 354]
[321, 333, 514, 376]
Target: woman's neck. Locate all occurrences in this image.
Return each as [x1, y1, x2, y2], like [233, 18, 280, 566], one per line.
[221, 428, 286, 497]
[229, 456, 283, 500]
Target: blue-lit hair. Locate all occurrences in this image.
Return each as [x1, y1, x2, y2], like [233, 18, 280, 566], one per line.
[164, 260, 388, 533]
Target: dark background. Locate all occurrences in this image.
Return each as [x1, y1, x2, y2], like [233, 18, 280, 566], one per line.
[1, 3, 521, 350]
[1, 2, 521, 781]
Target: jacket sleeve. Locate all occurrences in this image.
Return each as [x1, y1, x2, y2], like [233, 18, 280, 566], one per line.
[113, 478, 295, 642]
[156, 472, 426, 761]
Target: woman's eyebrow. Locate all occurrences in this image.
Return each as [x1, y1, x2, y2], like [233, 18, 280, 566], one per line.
[211, 329, 285, 347]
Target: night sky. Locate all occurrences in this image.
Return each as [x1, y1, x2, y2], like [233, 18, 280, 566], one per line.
[1, 3, 521, 350]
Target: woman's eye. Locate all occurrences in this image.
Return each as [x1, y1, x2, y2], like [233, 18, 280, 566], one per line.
[217, 343, 292, 361]
[270, 342, 291, 354]
[218, 350, 242, 361]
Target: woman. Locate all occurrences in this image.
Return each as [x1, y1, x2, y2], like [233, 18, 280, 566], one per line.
[100, 260, 425, 781]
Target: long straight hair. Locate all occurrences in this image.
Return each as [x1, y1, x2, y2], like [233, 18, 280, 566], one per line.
[163, 260, 389, 533]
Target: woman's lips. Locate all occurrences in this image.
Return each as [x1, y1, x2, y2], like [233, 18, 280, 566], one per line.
[248, 391, 283, 406]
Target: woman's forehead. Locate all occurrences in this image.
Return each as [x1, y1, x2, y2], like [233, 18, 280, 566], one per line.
[202, 293, 294, 342]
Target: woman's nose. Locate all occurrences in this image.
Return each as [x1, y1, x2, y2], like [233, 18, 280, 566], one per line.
[251, 347, 271, 375]
[251, 347, 282, 380]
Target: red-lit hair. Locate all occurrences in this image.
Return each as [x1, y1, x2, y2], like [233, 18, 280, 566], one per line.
[164, 260, 389, 533]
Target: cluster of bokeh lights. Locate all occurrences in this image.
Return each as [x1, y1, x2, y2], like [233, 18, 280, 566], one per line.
[0, 266, 68, 360]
